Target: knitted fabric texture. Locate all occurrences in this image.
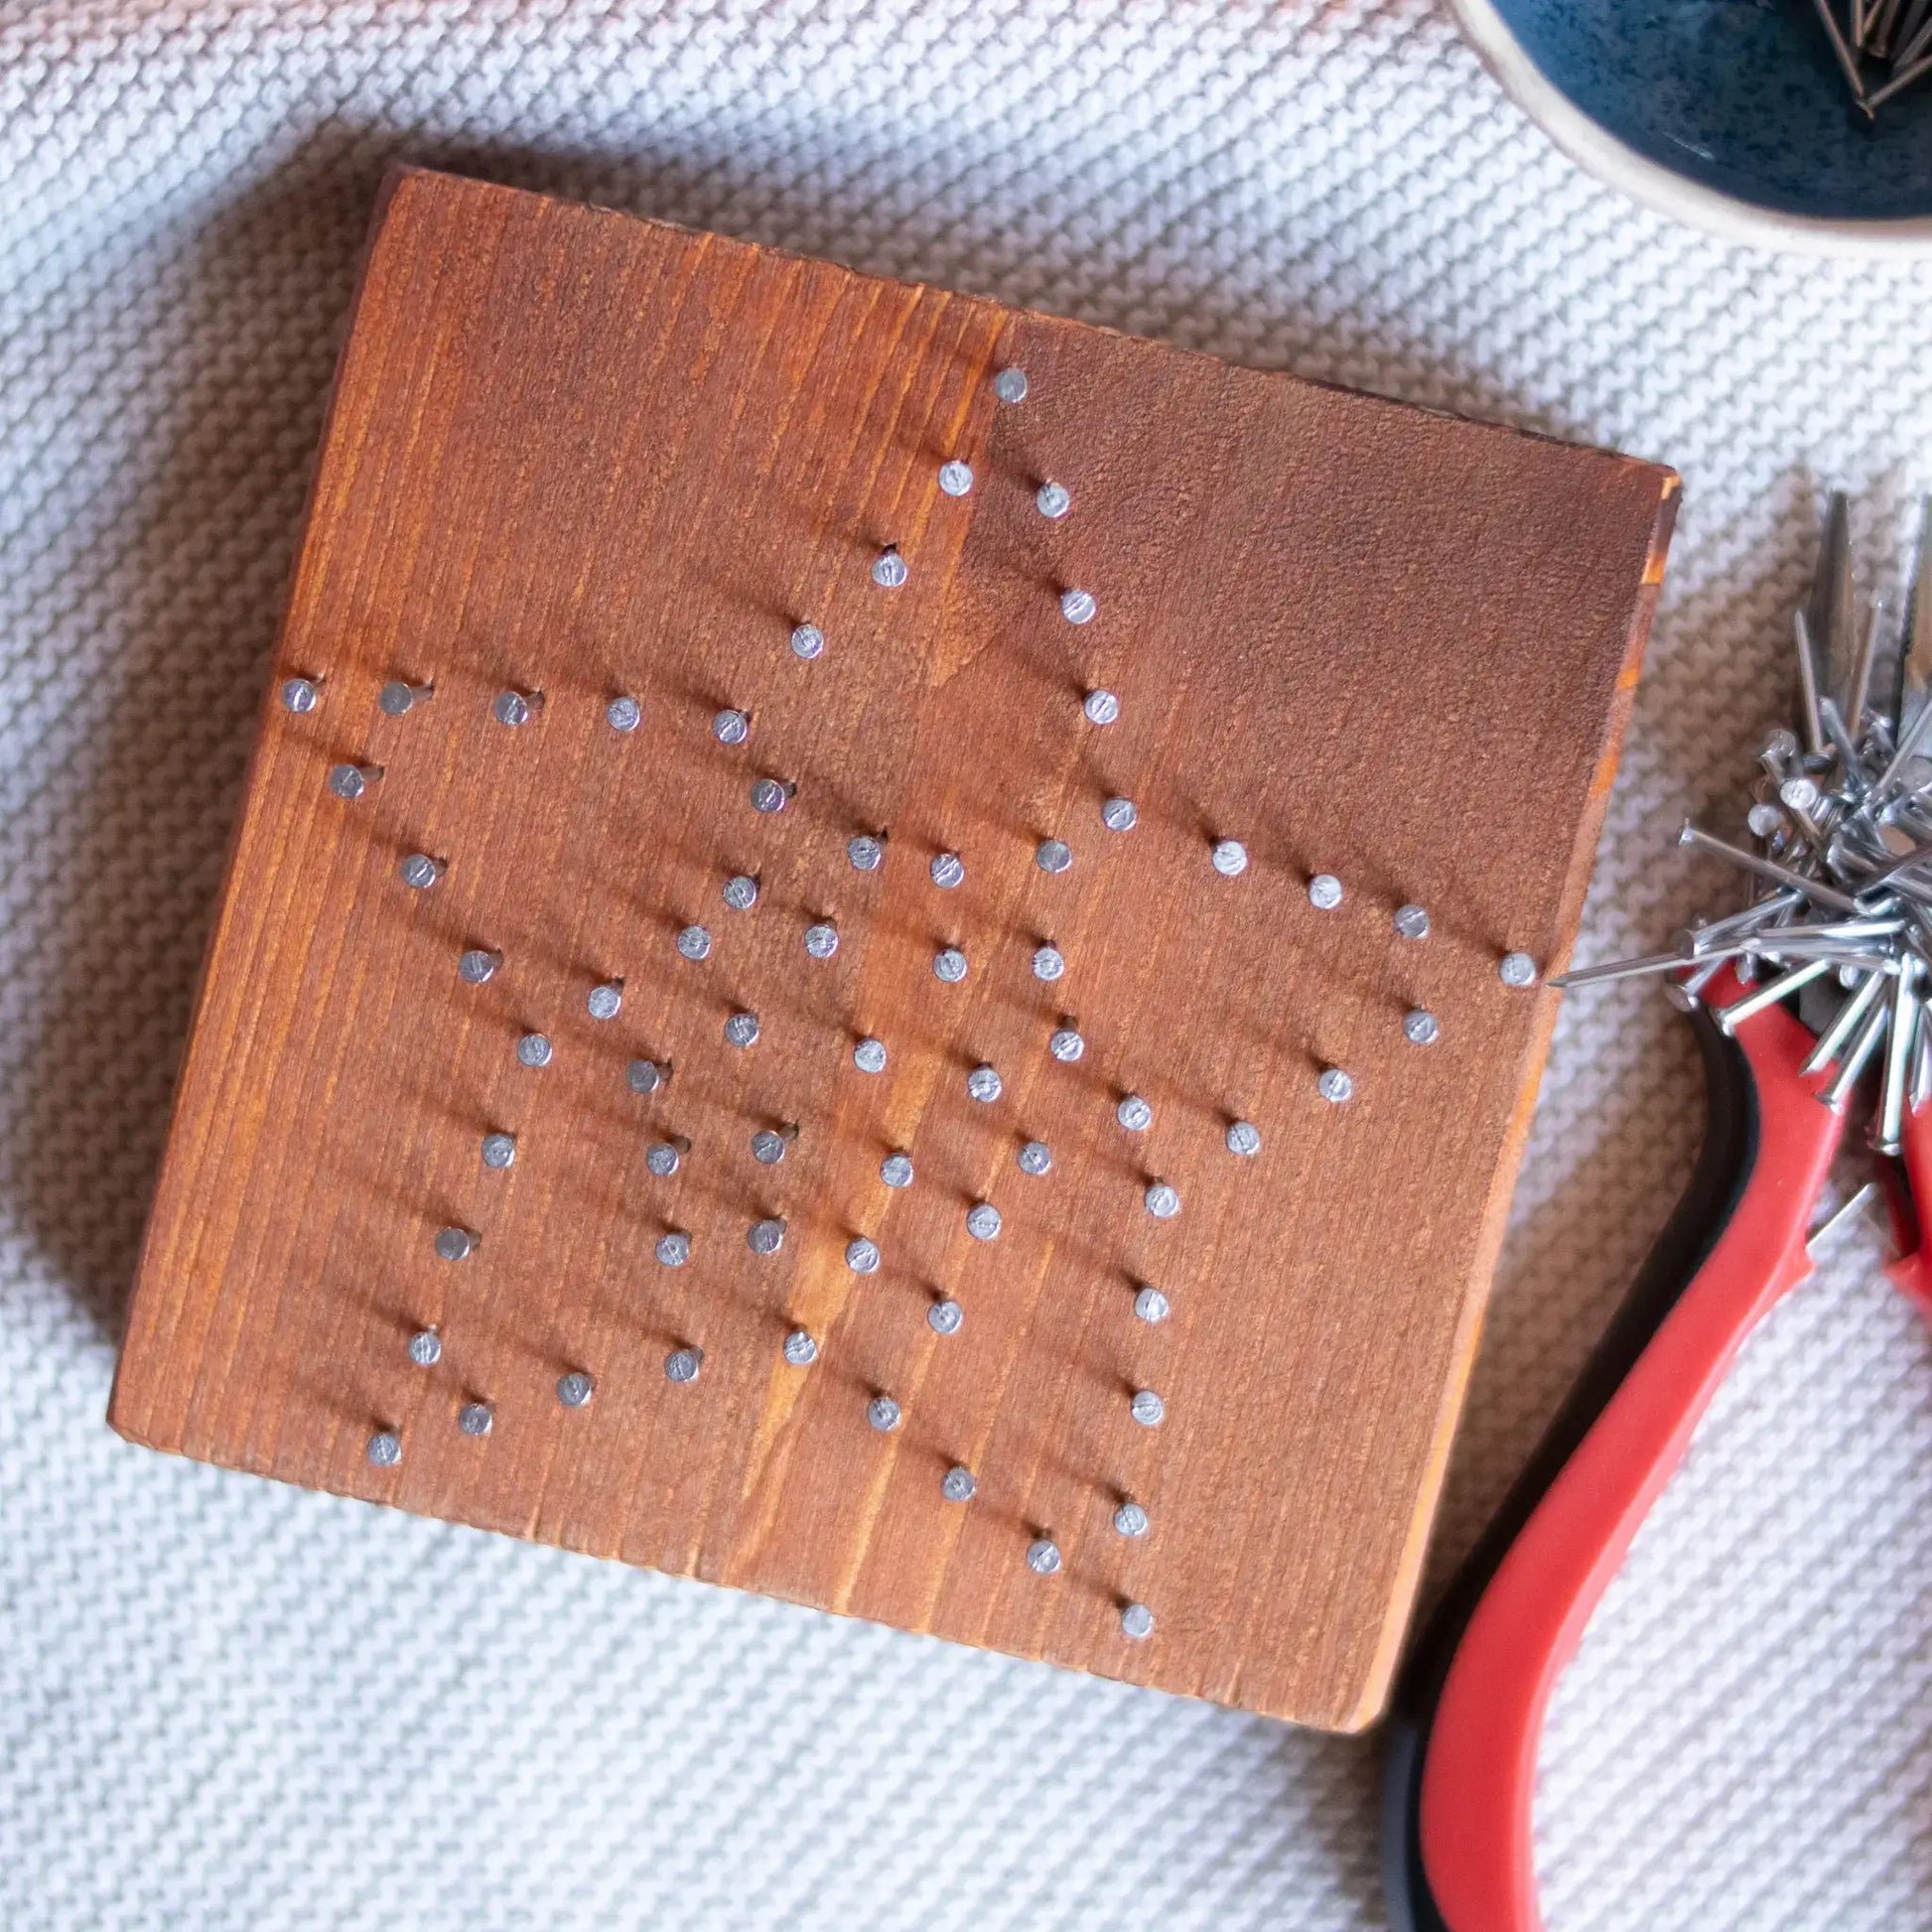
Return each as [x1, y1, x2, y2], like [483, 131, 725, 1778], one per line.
[3, 3, 1931, 1927]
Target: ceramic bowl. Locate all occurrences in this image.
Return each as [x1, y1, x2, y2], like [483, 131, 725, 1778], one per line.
[1453, 0, 1932, 254]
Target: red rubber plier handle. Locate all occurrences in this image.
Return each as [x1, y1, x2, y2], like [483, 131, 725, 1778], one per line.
[1384, 966, 1922, 1932]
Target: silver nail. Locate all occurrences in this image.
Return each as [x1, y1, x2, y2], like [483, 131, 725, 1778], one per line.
[645, 1141, 681, 1177]
[677, 924, 713, 961]
[1036, 839, 1073, 874]
[967, 1063, 1003, 1102]
[881, 1152, 914, 1188]
[516, 1033, 553, 1068]
[928, 1298, 963, 1334]
[783, 1329, 818, 1367]
[557, 1371, 595, 1408]
[1113, 1502, 1149, 1538]
[1404, 1011, 1441, 1046]
[492, 689, 540, 727]
[1083, 689, 1120, 726]
[848, 833, 886, 872]
[1225, 1119, 1262, 1155]
[713, 707, 751, 745]
[966, 1202, 1002, 1241]
[458, 948, 502, 984]
[934, 947, 969, 983]
[1027, 1538, 1062, 1576]
[723, 874, 759, 911]
[1130, 1389, 1166, 1427]
[408, 1329, 441, 1366]
[626, 1058, 667, 1095]
[1036, 481, 1071, 518]
[666, 1346, 703, 1383]
[458, 1403, 493, 1437]
[1048, 1027, 1084, 1062]
[750, 777, 790, 815]
[482, 1132, 516, 1171]
[790, 622, 825, 660]
[1060, 589, 1096, 624]
[1121, 1603, 1155, 1640]
[435, 1227, 477, 1262]
[751, 1127, 793, 1165]
[587, 980, 623, 1020]
[1116, 1094, 1153, 1132]
[379, 679, 434, 717]
[1317, 1067, 1354, 1103]
[281, 676, 320, 713]
[942, 1465, 977, 1501]
[868, 1394, 901, 1431]
[399, 853, 445, 891]
[656, 1230, 693, 1266]
[846, 1237, 881, 1274]
[1018, 1140, 1052, 1174]
[748, 1217, 786, 1256]
[1101, 796, 1137, 831]
[804, 921, 840, 959]
[872, 548, 908, 589]
[938, 460, 974, 497]
[1393, 903, 1430, 939]
[1144, 1181, 1179, 1219]
[1033, 944, 1065, 981]
[1210, 839, 1248, 878]
[1309, 874, 1343, 909]
[724, 1011, 759, 1047]
[993, 367, 1029, 403]
[366, 1431, 401, 1466]
[930, 851, 966, 890]
[607, 695, 642, 732]
[1713, 958, 1833, 1035]
[1134, 1285, 1170, 1323]
[854, 1036, 889, 1074]
[328, 761, 381, 799]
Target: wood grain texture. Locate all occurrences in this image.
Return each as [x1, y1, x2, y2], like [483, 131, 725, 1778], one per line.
[110, 167, 1677, 1730]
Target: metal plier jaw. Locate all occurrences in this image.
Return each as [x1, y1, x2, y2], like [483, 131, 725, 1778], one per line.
[1384, 966, 1917, 1932]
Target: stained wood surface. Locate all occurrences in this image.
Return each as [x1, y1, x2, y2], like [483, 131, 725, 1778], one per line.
[110, 167, 1677, 1730]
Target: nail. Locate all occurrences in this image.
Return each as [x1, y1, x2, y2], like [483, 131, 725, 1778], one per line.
[1033, 944, 1065, 981]
[378, 680, 434, 717]
[1134, 1285, 1171, 1323]
[1499, 952, 1540, 988]
[846, 1237, 882, 1274]
[398, 853, 445, 891]
[854, 1036, 889, 1073]
[966, 1063, 1003, 1102]
[1225, 1119, 1263, 1155]
[993, 367, 1029, 402]
[943, 1465, 978, 1500]
[748, 1217, 786, 1256]
[677, 924, 713, 961]
[1036, 482, 1071, 518]
[783, 1329, 819, 1366]
[482, 1131, 516, 1170]
[1121, 1603, 1155, 1640]
[1018, 1140, 1052, 1175]
[557, 1371, 595, 1408]
[1309, 874, 1343, 909]
[881, 1152, 915, 1188]
[328, 761, 382, 799]
[928, 1298, 964, 1334]
[1060, 589, 1096, 624]
[1035, 839, 1073, 874]
[1317, 1067, 1354, 1103]
[933, 947, 969, 983]
[752, 1124, 798, 1165]
[868, 1394, 902, 1432]
[366, 1431, 402, 1465]
[1083, 689, 1120, 726]
[1116, 1094, 1153, 1132]
[626, 1057, 668, 1094]
[724, 1011, 760, 1047]
[1393, 903, 1430, 939]
[1048, 1027, 1084, 1062]
[1712, 957, 1833, 1035]
[1130, 1389, 1166, 1426]
[408, 1329, 441, 1366]
[872, 547, 908, 589]
[1113, 1502, 1149, 1538]
[1210, 838, 1248, 878]
[1403, 1011, 1441, 1045]
[458, 948, 502, 984]
[656, 1230, 692, 1266]
[1144, 1180, 1180, 1219]
[966, 1202, 1002, 1241]
[492, 688, 542, 727]
[791, 621, 825, 660]
[587, 980, 623, 1020]
[713, 707, 750, 745]
[281, 676, 321, 713]
[516, 1032, 553, 1067]
[938, 460, 974, 496]
[1101, 796, 1137, 831]
[458, 1402, 493, 1437]
[848, 832, 887, 872]
[435, 1226, 478, 1262]
[930, 851, 966, 890]
[665, 1346, 703, 1383]
[607, 695, 642, 732]
[804, 920, 840, 959]
[722, 874, 759, 911]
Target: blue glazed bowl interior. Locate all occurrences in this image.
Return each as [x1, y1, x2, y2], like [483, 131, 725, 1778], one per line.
[1498, 1, 1932, 220]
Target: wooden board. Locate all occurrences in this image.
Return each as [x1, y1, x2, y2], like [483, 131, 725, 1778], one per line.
[109, 167, 1677, 1730]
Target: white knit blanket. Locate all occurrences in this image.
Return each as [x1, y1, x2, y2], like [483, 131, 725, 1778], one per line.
[4, 3, 1931, 1926]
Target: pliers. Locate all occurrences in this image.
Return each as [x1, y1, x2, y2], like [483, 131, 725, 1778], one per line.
[1384, 491, 1932, 1932]
[1384, 962, 1923, 1931]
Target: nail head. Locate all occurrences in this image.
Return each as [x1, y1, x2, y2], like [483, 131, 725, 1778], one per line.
[1121, 1603, 1155, 1640]
[435, 1227, 476, 1262]
[1048, 1028, 1084, 1062]
[626, 1058, 665, 1094]
[966, 1201, 1002, 1241]
[1018, 1140, 1052, 1175]
[1036, 481, 1071, 519]
[1404, 1010, 1441, 1046]
[1036, 839, 1072, 875]
[1116, 1094, 1153, 1132]
[1033, 944, 1065, 982]
[993, 367, 1029, 402]
[848, 834, 886, 872]
[868, 1394, 901, 1432]
[1225, 1119, 1262, 1157]
[1027, 1538, 1062, 1576]
[938, 460, 974, 496]
[587, 981, 623, 1020]
[846, 1237, 882, 1274]
[516, 1033, 553, 1068]
[408, 1329, 442, 1366]
[1114, 1502, 1149, 1538]
[783, 1329, 818, 1367]
[1130, 1389, 1166, 1427]
[656, 1230, 692, 1267]
[1317, 1067, 1354, 1104]
[1500, 951, 1540, 988]
[458, 948, 501, 985]
[458, 1403, 493, 1437]
[928, 1298, 964, 1334]
[665, 1346, 703, 1383]
[790, 622, 825, 660]
[1082, 689, 1120, 726]
[645, 1141, 681, 1177]
[930, 851, 965, 890]
[676, 924, 713, 962]
[281, 676, 319, 714]
[1210, 839, 1249, 878]
[1393, 903, 1430, 940]
[854, 1036, 889, 1074]
[482, 1132, 516, 1170]
[724, 1011, 760, 1048]
[748, 1217, 786, 1256]
[872, 548, 908, 589]
[881, 1152, 914, 1188]
[967, 1063, 1003, 1102]
[607, 695, 641, 732]
[804, 921, 840, 959]
[943, 1464, 978, 1501]
[1060, 589, 1096, 625]
[713, 707, 750, 745]
[1309, 874, 1343, 910]
[1101, 796, 1137, 832]
[366, 1431, 401, 1465]
[557, 1371, 595, 1408]
[933, 947, 968, 983]
[1144, 1181, 1180, 1220]
[1134, 1286, 1171, 1323]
